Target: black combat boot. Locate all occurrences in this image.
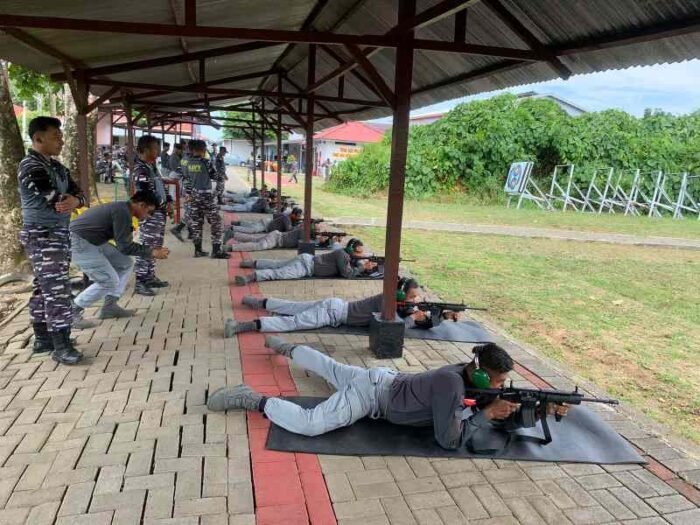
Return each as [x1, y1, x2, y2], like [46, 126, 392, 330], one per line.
[211, 243, 230, 259]
[32, 322, 53, 354]
[50, 329, 83, 365]
[146, 277, 170, 288]
[186, 226, 194, 240]
[194, 240, 209, 258]
[135, 281, 156, 296]
[170, 223, 185, 242]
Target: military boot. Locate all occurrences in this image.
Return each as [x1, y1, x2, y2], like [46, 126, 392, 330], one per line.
[194, 240, 209, 258]
[51, 329, 83, 365]
[211, 244, 229, 259]
[32, 322, 53, 354]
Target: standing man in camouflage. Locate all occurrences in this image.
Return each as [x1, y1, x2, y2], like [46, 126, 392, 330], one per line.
[18, 116, 87, 365]
[214, 146, 228, 205]
[182, 140, 229, 259]
[132, 135, 172, 296]
[169, 142, 192, 242]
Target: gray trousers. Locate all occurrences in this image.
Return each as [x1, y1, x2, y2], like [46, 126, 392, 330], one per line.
[232, 219, 270, 234]
[254, 254, 314, 282]
[227, 230, 282, 252]
[71, 234, 134, 308]
[258, 297, 348, 332]
[264, 345, 397, 436]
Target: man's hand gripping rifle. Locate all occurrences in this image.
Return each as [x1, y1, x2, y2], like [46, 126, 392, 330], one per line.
[464, 383, 619, 445]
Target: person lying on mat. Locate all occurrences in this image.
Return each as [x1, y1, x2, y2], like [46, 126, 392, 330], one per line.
[223, 223, 344, 253]
[223, 207, 302, 242]
[232, 238, 377, 285]
[225, 277, 430, 335]
[207, 337, 569, 449]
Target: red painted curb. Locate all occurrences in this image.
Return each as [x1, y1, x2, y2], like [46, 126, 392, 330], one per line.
[224, 211, 336, 525]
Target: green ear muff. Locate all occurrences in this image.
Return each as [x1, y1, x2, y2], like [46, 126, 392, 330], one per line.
[471, 368, 491, 389]
[396, 289, 407, 301]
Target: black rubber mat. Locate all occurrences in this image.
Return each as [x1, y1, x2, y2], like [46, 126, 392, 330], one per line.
[266, 397, 645, 464]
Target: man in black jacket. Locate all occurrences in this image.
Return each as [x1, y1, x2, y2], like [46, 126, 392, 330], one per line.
[70, 191, 170, 325]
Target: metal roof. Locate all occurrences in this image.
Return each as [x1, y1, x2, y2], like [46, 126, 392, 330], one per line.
[1, 0, 699, 130]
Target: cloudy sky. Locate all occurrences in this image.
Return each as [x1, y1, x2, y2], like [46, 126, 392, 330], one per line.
[203, 59, 700, 140]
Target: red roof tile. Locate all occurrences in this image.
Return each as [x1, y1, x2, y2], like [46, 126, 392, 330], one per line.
[313, 121, 384, 143]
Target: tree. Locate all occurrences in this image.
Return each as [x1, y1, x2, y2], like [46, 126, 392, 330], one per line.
[61, 85, 99, 202]
[0, 62, 25, 272]
[221, 111, 281, 141]
[7, 63, 62, 116]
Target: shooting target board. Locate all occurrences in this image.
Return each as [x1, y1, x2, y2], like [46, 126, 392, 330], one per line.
[505, 161, 533, 194]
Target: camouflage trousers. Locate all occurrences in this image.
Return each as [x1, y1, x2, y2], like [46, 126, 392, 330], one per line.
[19, 226, 73, 332]
[135, 208, 166, 283]
[215, 179, 225, 200]
[190, 190, 223, 243]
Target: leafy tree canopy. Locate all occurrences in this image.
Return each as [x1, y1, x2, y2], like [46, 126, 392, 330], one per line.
[327, 94, 700, 201]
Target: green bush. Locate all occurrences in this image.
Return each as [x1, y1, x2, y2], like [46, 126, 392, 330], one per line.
[326, 94, 700, 201]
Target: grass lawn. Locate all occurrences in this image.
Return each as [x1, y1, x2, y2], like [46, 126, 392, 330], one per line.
[350, 226, 700, 443]
[267, 173, 700, 240]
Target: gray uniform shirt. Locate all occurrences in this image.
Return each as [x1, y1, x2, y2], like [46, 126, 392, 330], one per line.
[168, 151, 182, 172]
[69, 202, 151, 258]
[280, 228, 302, 248]
[312, 249, 354, 278]
[266, 213, 293, 233]
[346, 294, 383, 326]
[385, 364, 525, 450]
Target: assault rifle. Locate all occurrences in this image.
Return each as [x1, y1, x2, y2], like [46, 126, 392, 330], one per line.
[463, 383, 619, 445]
[351, 255, 416, 264]
[315, 231, 347, 238]
[398, 301, 487, 327]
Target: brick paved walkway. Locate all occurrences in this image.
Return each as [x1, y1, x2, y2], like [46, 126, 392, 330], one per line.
[0, 174, 698, 523]
[326, 218, 700, 251]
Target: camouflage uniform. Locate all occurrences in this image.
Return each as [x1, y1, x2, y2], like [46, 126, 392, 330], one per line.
[132, 158, 171, 284]
[183, 155, 223, 244]
[214, 154, 227, 202]
[179, 153, 193, 230]
[18, 149, 87, 332]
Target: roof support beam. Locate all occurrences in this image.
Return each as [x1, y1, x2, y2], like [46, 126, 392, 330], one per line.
[85, 86, 119, 113]
[185, 0, 196, 26]
[306, 0, 479, 94]
[381, 0, 416, 322]
[344, 44, 395, 108]
[2, 27, 85, 68]
[0, 14, 405, 47]
[454, 9, 467, 42]
[303, 43, 316, 243]
[88, 78, 389, 107]
[482, 0, 571, 79]
[50, 41, 280, 81]
[320, 44, 383, 99]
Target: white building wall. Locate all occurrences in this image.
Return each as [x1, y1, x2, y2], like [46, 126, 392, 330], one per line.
[222, 139, 253, 163]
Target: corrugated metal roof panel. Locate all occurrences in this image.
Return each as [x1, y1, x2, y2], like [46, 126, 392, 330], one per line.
[1, 0, 699, 131]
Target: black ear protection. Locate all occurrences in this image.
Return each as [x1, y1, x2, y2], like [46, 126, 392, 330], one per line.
[396, 277, 411, 301]
[471, 347, 491, 389]
[345, 238, 362, 254]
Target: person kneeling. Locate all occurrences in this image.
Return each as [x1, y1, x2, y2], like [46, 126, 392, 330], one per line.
[70, 191, 170, 326]
[233, 238, 375, 285]
[208, 339, 568, 449]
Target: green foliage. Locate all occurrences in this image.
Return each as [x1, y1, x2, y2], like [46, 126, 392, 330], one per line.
[7, 63, 61, 110]
[221, 111, 281, 141]
[327, 94, 700, 201]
